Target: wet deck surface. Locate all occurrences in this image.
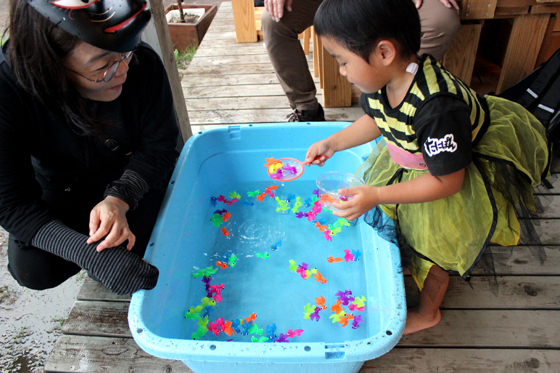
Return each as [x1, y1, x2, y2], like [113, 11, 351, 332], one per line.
[44, 2, 560, 372]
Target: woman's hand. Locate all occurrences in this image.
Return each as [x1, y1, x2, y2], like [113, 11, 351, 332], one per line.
[265, 0, 293, 22]
[415, 0, 459, 10]
[331, 185, 380, 221]
[87, 196, 135, 252]
[305, 139, 336, 167]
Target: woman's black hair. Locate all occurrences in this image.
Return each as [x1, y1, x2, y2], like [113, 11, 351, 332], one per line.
[6, 0, 110, 136]
[314, 0, 421, 62]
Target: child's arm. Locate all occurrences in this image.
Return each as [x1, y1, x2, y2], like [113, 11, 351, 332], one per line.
[332, 168, 465, 221]
[305, 114, 381, 166]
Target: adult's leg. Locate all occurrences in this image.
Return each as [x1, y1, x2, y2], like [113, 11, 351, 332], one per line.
[404, 264, 449, 335]
[261, 0, 323, 111]
[418, 0, 461, 61]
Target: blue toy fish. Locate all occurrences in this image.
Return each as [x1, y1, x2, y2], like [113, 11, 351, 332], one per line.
[271, 240, 282, 251]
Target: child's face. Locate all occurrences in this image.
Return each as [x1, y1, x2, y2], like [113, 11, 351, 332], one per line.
[321, 37, 389, 94]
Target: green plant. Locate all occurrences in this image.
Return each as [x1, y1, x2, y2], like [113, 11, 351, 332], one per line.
[174, 45, 197, 70]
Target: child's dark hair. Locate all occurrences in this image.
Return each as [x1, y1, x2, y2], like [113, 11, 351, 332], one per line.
[314, 0, 421, 62]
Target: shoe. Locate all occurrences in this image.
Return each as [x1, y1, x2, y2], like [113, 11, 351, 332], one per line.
[287, 104, 325, 122]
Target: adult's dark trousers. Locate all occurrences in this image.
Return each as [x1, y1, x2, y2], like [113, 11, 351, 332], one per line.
[7, 184, 166, 290]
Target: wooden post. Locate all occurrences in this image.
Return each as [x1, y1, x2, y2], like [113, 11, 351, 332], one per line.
[231, 0, 257, 42]
[442, 22, 483, 86]
[321, 46, 352, 107]
[146, 0, 192, 145]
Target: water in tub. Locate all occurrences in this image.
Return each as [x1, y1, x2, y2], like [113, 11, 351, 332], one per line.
[169, 179, 379, 343]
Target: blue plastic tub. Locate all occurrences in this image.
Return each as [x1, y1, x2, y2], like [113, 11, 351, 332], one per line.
[129, 122, 405, 373]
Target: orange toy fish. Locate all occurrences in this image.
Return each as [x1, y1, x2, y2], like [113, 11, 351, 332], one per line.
[315, 296, 327, 310]
[242, 312, 257, 324]
[256, 193, 266, 202]
[315, 222, 328, 232]
[331, 300, 343, 314]
[222, 212, 232, 222]
[327, 256, 343, 263]
[339, 313, 354, 327]
[216, 261, 228, 269]
[314, 272, 327, 284]
[223, 320, 235, 336]
[221, 227, 229, 236]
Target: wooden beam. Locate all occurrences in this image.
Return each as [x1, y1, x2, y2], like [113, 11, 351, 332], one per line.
[231, 0, 257, 42]
[146, 0, 192, 145]
[442, 22, 483, 85]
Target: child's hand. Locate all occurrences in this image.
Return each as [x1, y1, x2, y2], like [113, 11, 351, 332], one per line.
[331, 185, 379, 221]
[305, 139, 335, 167]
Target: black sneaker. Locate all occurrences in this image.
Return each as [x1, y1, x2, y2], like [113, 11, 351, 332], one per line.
[287, 104, 325, 122]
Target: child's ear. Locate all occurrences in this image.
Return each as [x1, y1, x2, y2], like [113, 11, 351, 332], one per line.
[376, 40, 397, 66]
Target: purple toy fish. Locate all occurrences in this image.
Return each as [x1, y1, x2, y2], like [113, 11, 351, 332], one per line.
[310, 306, 321, 322]
[352, 315, 363, 329]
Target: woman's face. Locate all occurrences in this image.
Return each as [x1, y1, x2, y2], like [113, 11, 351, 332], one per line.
[63, 41, 130, 102]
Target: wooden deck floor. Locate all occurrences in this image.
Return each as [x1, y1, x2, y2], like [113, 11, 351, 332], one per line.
[44, 2, 560, 372]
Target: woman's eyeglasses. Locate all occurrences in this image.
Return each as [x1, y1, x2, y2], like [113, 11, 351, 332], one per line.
[66, 51, 133, 83]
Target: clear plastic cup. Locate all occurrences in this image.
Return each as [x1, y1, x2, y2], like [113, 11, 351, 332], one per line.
[316, 171, 365, 211]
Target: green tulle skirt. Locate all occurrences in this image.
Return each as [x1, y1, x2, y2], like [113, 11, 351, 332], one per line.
[357, 96, 550, 290]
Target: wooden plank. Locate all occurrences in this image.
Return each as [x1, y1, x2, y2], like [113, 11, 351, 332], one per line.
[187, 107, 364, 125]
[497, 13, 550, 93]
[231, 0, 257, 42]
[44, 335, 192, 373]
[182, 74, 318, 87]
[404, 275, 560, 309]
[535, 173, 560, 194]
[461, 0, 498, 19]
[442, 22, 483, 85]
[532, 194, 560, 218]
[77, 278, 131, 302]
[182, 84, 291, 98]
[361, 348, 560, 372]
[399, 310, 560, 348]
[519, 219, 560, 245]
[188, 53, 273, 65]
[62, 301, 131, 338]
[185, 96, 292, 110]
[200, 31, 237, 40]
[194, 45, 268, 56]
[321, 45, 352, 107]
[183, 61, 314, 75]
[477, 246, 560, 275]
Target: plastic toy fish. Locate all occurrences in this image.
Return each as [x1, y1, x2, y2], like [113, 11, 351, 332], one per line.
[201, 297, 216, 307]
[292, 197, 302, 213]
[267, 185, 279, 191]
[214, 209, 227, 215]
[312, 201, 322, 214]
[295, 212, 305, 219]
[306, 211, 316, 221]
[340, 195, 349, 201]
[192, 266, 218, 278]
[304, 198, 313, 207]
[247, 190, 261, 197]
[331, 300, 343, 314]
[337, 218, 350, 227]
[283, 164, 298, 174]
[265, 188, 276, 197]
[221, 227, 230, 236]
[216, 261, 228, 269]
[192, 325, 208, 340]
[304, 268, 317, 280]
[352, 315, 363, 329]
[275, 197, 290, 212]
[251, 335, 270, 343]
[329, 311, 345, 323]
[339, 313, 354, 327]
[350, 296, 367, 311]
[303, 303, 316, 319]
[352, 250, 362, 261]
[296, 262, 309, 278]
[324, 230, 332, 242]
[222, 212, 232, 222]
[243, 199, 254, 207]
[336, 290, 354, 306]
[223, 320, 235, 336]
[264, 157, 281, 167]
[330, 227, 342, 236]
[256, 252, 270, 259]
[248, 322, 263, 335]
[256, 193, 266, 202]
[229, 191, 241, 200]
[211, 196, 218, 207]
[271, 168, 283, 180]
[230, 319, 241, 334]
[315, 296, 326, 310]
[271, 240, 282, 251]
[243, 312, 257, 325]
[286, 193, 296, 202]
[344, 249, 354, 262]
[313, 189, 320, 197]
[217, 195, 226, 203]
[210, 214, 223, 227]
[208, 317, 225, 335]
[241, 320, 252, 335]
[327, 256, 343, 263]
[286, 329, 303, 338]
[184, 311, 200, 320]
[201, 275, 212, 286]
[225, 199, 237, 205]
[289, 259, 298, 273]
[313, 272, 327, 284]
[310, 306, 321, 321]
[275, 333, 289, 343]
[227, 253, 238, 267]
[201, 306, 213, 318]
[266, 323, 277, 340]
[315, 222, 328, 232]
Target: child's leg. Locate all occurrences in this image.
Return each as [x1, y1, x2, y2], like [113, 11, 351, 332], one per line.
[404, 264, 449, 335]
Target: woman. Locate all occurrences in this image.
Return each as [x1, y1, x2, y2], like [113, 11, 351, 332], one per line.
[0, 0, 179, 295]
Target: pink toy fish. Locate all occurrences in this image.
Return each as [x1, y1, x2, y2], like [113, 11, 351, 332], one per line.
[344, 249, 354, 262]
[286, 329, 304, 337]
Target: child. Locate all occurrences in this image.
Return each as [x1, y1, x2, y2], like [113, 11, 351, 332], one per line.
[305, 0, 550, 335]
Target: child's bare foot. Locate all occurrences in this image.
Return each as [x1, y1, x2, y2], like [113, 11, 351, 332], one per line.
[403, 308, 441, 335]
